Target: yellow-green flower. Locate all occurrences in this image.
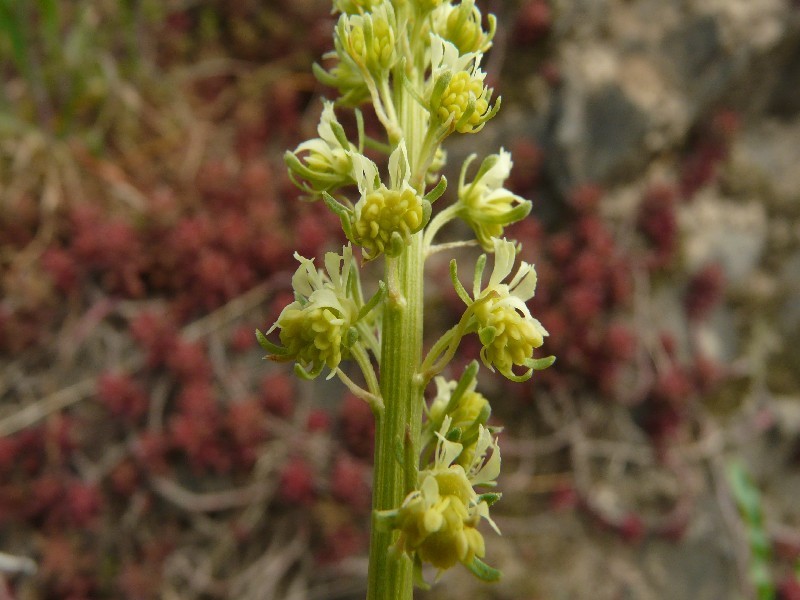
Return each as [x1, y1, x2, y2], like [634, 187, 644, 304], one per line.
[285, 101, 356, 195]
[432, 0, 496, 54]
[471, 238, 552, 381]
[388, 418, 501, 576]
[314, 49, 371, 107]
[263, 246, 359, 378]
[335, 2, 397, 77]
[429, 376, 490, 434]
[350, 142, 430, 260]
[457, 150, 532, 250]
[428, 35, 499, 134]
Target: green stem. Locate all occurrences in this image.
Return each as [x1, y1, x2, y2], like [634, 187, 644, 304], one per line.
[366, 233, 424, 600]
[367, 40, 427, 598]
[422, 203, 459, 251]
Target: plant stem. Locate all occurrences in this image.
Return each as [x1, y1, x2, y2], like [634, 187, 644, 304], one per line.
[367, 55, 427, 598]
[367, 233, 424, 600]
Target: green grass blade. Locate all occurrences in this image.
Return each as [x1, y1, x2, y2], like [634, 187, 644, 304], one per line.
[0, 0, 30, 75]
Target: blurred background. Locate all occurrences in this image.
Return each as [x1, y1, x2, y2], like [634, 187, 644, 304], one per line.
[1, 0, 799, 598]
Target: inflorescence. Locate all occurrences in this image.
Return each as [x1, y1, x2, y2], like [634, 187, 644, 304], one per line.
[258, 0, 553, 585]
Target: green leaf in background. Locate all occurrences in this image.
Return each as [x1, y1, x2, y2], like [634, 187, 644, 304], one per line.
[727, 460, 775, 600]
[0, 0, 30, 76]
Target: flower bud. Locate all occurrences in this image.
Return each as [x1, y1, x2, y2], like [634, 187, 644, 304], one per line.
[336, 2, 397, 78]
[354, 187, 424, 259]
[429, 376, 490, 434]
[285, 101, 356, 195]
[428, 35, 499, 134]
[314, 52, 371, 107]
[432, 0, 496, 54]
[276, 303, 349, 373]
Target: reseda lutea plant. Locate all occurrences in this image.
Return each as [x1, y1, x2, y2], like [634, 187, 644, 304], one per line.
[257, 0, 554, 596]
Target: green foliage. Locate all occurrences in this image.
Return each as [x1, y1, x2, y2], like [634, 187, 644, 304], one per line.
[0, 0, 164, 138]
[727, 461, 775, 600]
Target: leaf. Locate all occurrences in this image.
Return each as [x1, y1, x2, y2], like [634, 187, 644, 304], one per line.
[423, 175, 447, 204]
[526, 355, 556, 370]
[477, 492, 502, 507]
[0, 0, 29, 75]
[442, 360, 479, 416]
[357, 280, 387, 321]
[449, 259, 472, 306]
[255, 329, 286, 354]
[294, 362, 323, 380]
[465, 557, 501, 582]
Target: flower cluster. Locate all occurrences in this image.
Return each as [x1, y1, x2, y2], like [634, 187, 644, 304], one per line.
[432, 0, 496, 54]
[455, 238, 553, 382]
[428, 35, 499, 134]
[378, 412, 502, 581]
[337, 2, 398, 77]
[262, 0, 552, 590]
[428, 372, 490, 436]
[259, 245, 373, 379]
[348, 143, 430, 259]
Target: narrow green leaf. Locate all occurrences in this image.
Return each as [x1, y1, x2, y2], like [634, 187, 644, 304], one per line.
[472, 153, 500, 184]
[473, 253, 487, 296]
[358, 280, 387, 321]
[526, 355, 556, 370]
[322, 191, 355, 241]
[455, 96, 476, 131]
[423, 175, 447, 204]
[0, 0, 29, 75]
[255, 329, 287, 355]
[443, 360, 479, 416]
[420, 200, 432, 230]
[477, 492, 502, 507]
[329, 117, 351, 151]
[387, 230, 406, 258]
[449, 259, 472, 306]
[429, 71, 452, 117]
[465, 558, 502, 582]
[478, 326, 496, 346]
[296, 362, 325, 380]
[38, 0, 59, 47]
[344, 326, 360, 348]
[373, 508, 399, 531]
[354, 107, 365, 153]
